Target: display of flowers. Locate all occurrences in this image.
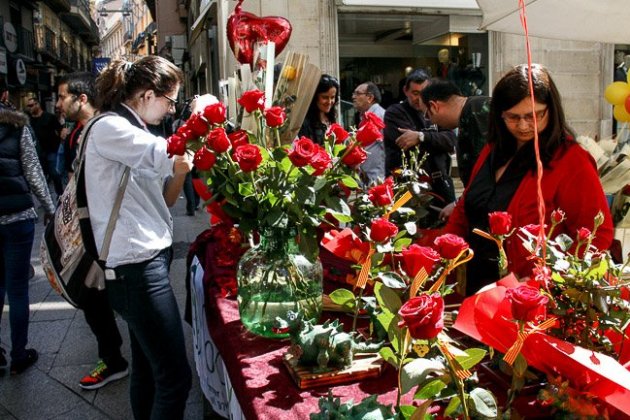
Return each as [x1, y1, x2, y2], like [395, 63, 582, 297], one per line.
[166, 89, 386, 256]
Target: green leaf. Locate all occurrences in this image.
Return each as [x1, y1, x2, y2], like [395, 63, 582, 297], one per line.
[513, 353, 528, 377]
[455, 348, 487, 370]
[398, 405, 416, 418]
[329, 211, 354, 223]
[329, 288, 356, 308]
[379, 347, 399, 368]
[340, 174, 359, 189]
[394, 237, 412, 251]
[376, 311, 395, 335]
[374, 282, 403, 313]
[401, 358, 446, 395]
[378, 272, 407, 289]
[469, 388, 498, 419]
[238, 182, 255, 197]
[444, 395, 461, 417]
[414, 378, 447, 400]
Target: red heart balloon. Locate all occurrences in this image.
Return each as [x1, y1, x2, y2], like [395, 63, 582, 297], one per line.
[226, 0, 292, 65]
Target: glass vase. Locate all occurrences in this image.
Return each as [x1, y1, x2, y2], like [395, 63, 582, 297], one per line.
[236, 228, 323, 338]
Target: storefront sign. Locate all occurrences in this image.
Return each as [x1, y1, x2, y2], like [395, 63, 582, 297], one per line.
[92, 57, 111, 75]
[0, 47, 7, 74]
[341, 0, 479, 8]
[2, 22, 18, 53]
[15, 59, 26, 85]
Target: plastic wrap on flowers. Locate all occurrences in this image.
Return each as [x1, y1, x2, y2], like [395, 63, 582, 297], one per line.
[453, 275, 630, 416]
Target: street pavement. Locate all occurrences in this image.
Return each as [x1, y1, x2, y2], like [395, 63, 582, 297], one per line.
[0, 194, 211, 420]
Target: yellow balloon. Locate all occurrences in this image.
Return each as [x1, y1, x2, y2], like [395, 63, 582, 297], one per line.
[605, 82, 630, 105]
[613, 103, 630, 122]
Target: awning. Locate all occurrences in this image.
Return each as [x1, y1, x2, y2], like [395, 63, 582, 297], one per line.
[190, 0, 216, 43]
[340, 0, 479, 9]
[476, 0, 630, 44]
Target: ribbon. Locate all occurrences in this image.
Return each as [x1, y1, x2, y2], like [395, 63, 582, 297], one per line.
[409, 267, 429, 298]
[354, 245, 374, 290]
[384, 190, 412, 220]
[438, 341, 472, 380]
[428, 248, 474, 293]
[503, 317, 557, 365]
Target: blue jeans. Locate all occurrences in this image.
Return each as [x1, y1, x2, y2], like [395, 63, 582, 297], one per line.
[106, 248, 191, 420]
[0, 219, 35, 361]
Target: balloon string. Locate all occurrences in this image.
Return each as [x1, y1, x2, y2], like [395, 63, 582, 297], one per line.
[518, 0, 547, 262]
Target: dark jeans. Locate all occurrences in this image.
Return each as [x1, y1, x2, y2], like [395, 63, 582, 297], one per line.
[0, 219, 35, 361]
[183, 172, 199, 214]
[82, 288, 126, 369]
[106, 248, 191, 420]
[44, 152, 63, 196]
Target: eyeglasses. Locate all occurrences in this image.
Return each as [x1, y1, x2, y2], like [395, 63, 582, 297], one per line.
[502, 107, 548, 125]
[352, 91, 368, 96]
[162, 94, 178, 108]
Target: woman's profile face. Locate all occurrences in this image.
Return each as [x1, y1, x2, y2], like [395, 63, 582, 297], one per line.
[501, 98, 549, 146]
[316, 87, 337, 116]
[140, 84, 180, 126]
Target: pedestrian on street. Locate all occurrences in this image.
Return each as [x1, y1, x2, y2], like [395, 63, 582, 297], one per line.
[55, 72, 129, 390]
[86, 55, 200, 420]
[0, 78, 55, 375]
[352, 81, 386, 185]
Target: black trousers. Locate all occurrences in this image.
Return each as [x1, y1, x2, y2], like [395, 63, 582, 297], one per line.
[82, 287, 126, 369]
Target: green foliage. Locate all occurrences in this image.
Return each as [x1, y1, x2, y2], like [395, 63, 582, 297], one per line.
[400, 358, 446, 395]
[468, 388, 498, 419]
[454, 348, 487, 371]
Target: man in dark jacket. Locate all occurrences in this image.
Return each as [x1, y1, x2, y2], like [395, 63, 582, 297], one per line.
[384, 69, 457, 204]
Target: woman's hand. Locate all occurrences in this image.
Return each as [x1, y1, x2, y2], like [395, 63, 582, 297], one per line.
[173, 152, 193, 175]
[190, 94, 219, 115]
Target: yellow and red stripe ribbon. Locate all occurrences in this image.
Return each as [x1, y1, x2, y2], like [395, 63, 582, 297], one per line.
[438, 341, 472, 380]
[503, 317, 557, 365]
[384, 190, 412, 220]
[354, 246, 375, 290]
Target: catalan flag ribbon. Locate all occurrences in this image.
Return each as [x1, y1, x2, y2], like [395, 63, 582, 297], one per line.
[503, 317, 557, 365]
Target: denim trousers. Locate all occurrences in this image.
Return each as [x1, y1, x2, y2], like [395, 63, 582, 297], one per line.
[106, 248, 192, 420]
[0, 219, 35, 361]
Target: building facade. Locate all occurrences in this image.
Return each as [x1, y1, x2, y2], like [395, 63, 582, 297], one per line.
[0, 0, 99, 112]
[180, 0, 614, 139]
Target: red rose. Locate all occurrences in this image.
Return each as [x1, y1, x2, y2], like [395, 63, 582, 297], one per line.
[228, 129, 250, 149]
[321, 228, 371, 263]
[264, 106, 286, 128]
[175, 123, 195, 142]
[341, 146, 367, 167]
[434, 233, 469, 260]
[238, 89, 265, 113]
[288, 137, 317, 167]
[399, 244, 441, 278]
[206, 127, 231, 153]
[326, 123, 349, 143]
[166, 134, 186, 157]
[489, 211, 512, 236]
[359, 111, 385, 130]
[368, 177, 394, 206]
[187, 112, 209, 137]
[505, 284, 549, 323]
[310, 145, 331, 175]
[550, 209, 565, 225]
[355, 121, 382, 147]
[193, 146, 216, 171]
[621, 286, 630, 302]
[203, 102, 227, 125]
[370, 218, 399, 243]
[397, 293, 444, 339]
[577, 227, 591, 242]
[232, 144, 262, 172]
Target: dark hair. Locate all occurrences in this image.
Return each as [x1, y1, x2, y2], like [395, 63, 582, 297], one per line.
[0, 77, 7, 93]
[420, 79, 462, 105]
[488, 63, 574, 168]
[305, 74, 339, 125]
[95, 56, 184, 111]
[363, 82, 381, 104]
[405, 69, 431, 89]
[59, 72, 96, 105]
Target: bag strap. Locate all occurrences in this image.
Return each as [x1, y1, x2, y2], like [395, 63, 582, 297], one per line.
[98, 166, 130, 262]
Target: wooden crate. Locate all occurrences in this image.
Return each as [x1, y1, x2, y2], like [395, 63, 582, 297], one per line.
[282, 352, 384, 389]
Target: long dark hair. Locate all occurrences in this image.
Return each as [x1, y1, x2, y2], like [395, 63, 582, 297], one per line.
[305, 74, 339, 124]
[488, 64, 574, 168]
[95, 56, 184, 112]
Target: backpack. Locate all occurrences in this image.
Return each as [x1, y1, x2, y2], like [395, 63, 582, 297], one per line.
[40, 113, 129, 308]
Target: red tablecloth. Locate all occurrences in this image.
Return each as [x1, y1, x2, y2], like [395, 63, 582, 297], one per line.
[204, 290, 407, 419]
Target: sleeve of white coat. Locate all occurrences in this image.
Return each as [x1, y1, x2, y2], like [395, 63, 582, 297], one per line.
[89, 115, 174, 176]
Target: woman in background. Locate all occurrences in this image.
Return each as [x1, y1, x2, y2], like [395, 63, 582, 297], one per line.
[0, 82, 55, 375]
[298, 74, 340, 144]
[445, 64, 613, 295]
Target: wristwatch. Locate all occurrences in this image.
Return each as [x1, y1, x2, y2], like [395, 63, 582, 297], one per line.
[417, 131, 425, 143]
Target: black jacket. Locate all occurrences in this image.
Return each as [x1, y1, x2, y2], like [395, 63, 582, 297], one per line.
[0, 108, 34, 215]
